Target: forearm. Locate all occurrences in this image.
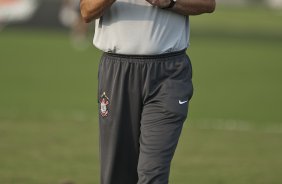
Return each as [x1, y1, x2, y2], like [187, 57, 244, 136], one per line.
[172, 0, 216, 15]
[146, 0, 216, 15]
[80, 0, 115, 23]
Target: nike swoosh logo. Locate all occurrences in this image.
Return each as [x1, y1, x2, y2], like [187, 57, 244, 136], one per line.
[179, 100, 188, 105]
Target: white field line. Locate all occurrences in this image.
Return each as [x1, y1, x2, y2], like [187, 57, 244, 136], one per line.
[1, 110, 282, 134]
[188, 119, 282, 134]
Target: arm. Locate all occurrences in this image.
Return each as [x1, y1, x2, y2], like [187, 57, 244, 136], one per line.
[147, 0, 216, 15]
[80, 0, 115, 23]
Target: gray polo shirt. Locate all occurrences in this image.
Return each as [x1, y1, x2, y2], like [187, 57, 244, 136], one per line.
[93, 0, 190, 55]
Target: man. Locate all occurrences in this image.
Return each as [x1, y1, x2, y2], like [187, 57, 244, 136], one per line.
[80, 0, 215, 183]
[59, 0, 88, 49]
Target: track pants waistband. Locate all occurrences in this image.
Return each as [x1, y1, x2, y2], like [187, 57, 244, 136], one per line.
[103, 49, 187, 60]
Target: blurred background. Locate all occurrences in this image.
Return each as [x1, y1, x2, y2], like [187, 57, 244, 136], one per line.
[0, 0, 282, 183]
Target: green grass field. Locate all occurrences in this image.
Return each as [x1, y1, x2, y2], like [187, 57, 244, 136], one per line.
[1, 6, 282, 184]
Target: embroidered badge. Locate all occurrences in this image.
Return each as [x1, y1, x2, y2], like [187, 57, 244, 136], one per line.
[100, 92, 109, 117]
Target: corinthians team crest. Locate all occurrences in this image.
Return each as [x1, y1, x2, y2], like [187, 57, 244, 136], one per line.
[100, 92, 109, 117]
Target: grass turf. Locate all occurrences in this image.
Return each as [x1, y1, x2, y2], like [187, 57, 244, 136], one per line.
[0, 5, 281, 184]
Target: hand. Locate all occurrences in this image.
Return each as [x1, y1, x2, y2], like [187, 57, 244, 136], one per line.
[145, 0, 171, 9]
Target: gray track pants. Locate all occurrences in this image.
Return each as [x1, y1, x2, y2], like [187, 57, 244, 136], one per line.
[98, 50, 193, 184]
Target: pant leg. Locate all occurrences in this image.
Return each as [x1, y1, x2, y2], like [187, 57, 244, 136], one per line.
[98, 54, 143, 184]
[137, 54, 193, 184]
